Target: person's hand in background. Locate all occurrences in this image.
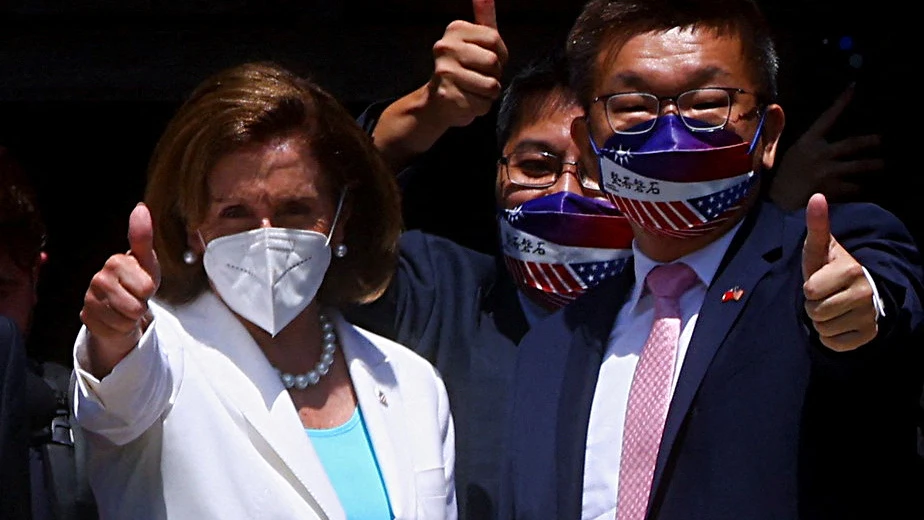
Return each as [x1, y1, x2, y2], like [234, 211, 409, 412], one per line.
[770, 84, 883, 210]
[371, 0, 508, 170]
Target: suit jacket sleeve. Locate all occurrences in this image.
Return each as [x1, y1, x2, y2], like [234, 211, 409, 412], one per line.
[355, 98, 393, 136]
[815, 202, 924, 364]
[72, 302, 180, 446]
[354, 97, 422, 192]
[343, 230, 496, 361]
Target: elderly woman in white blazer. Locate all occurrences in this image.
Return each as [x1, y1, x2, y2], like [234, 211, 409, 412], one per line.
[72, 62, 455, 520]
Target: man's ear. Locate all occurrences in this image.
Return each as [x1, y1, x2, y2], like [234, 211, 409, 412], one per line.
[758, 103, 785, 171]
[571, 116, 601, 182]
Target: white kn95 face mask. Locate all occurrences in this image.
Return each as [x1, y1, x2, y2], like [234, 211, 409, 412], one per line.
[202, 191, 345, 336]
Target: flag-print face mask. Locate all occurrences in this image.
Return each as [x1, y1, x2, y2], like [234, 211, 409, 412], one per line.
[590, 114, 763, 239]
[499, 191, 634, 310]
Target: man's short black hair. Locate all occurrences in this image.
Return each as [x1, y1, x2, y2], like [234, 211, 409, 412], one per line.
[566, 0, 779, 107]
[496, 47, 575, 152]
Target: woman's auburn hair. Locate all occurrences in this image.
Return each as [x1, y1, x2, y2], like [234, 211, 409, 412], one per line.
[145, 61, 402, 307]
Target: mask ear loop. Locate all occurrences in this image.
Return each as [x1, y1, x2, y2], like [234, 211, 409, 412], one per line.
[586, 117, 605, 156]
[325, 188, 348, 246]
[584, 120, 616, 200]
[746, 110, 768, 155]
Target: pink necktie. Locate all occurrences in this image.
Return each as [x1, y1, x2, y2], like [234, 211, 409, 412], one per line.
[616, 262, 699, 520]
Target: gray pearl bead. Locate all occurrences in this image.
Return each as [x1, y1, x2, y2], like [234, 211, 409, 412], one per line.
[275, 312, 338, 390]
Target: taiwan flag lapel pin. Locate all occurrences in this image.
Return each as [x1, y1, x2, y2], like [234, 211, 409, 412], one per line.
[722, 286, 744, 302]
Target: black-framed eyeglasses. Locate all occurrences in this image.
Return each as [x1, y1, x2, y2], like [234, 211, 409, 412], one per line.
[498, 151, 600, 191]
[592, 87, 761, 135]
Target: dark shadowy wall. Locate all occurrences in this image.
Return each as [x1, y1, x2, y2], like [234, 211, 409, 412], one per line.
[0, 0, 901, 364]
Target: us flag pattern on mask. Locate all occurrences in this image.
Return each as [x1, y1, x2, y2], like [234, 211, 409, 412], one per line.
[599, 149, 755, 239]
[499, 218, 632, 307]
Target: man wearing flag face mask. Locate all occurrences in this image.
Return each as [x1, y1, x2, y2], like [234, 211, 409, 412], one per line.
[346, 1, 635, 513]
[349, 42, 633, 519]
[501, 0, 924, 519]
[493, 54, 634, 313]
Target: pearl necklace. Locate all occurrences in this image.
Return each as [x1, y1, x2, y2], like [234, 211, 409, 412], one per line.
[275, 313, 337, 390]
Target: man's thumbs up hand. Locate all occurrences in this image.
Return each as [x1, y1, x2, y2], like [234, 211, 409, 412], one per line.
[425, 0, 508, 128]
[801, 194, 879, 351]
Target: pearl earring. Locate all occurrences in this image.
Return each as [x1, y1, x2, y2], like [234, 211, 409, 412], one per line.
[183, 250, 198, 265]
[333, 244, 348, 258]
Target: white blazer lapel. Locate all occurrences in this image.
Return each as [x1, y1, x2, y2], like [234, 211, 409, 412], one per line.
[333, 312, 416, 519]
[176, 292, 345, 520]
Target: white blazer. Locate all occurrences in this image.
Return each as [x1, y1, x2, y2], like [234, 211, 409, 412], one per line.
[73, 291, 456, 520]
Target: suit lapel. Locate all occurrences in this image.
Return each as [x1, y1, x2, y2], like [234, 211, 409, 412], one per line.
[177, 292, 344, 520]
[650, 203, 785, 502]
[334, 312, 416, 519]
[557, 261, 637, 518]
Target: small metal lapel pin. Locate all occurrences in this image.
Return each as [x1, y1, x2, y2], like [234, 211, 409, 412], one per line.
[377, 389, 388, 407]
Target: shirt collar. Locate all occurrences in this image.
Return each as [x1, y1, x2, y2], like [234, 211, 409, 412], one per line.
[627, 220, 744, 311]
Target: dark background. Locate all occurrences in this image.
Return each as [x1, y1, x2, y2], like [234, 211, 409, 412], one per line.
[0, 0, 902, 364]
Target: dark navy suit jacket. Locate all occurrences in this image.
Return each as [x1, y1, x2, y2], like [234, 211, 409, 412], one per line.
[499, 201, 924, 520]
[346, 230, 529, 520]
[1, 315, 31, 520]
[352, 100, 528, 520]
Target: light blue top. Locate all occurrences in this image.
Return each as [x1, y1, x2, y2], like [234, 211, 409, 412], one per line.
[306, 407, 393, 520]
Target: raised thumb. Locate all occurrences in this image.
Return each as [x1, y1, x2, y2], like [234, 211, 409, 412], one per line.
[802, 193, 832, 280]
[128, 202, 160, 286]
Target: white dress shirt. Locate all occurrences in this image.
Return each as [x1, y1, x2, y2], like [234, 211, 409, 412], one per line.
[581, 223, 741, 520]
